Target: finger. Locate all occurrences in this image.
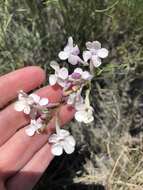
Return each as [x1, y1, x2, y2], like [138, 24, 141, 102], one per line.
[0, 85, 62, 146]
[0, 66, 45, 108]
[0, 105, 75, 179]
[6, 143, 53, 190]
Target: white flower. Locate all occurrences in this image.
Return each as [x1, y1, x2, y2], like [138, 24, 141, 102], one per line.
[14, 91, 35, 114]
[25, 118, 43, 136]
[49, 119, 76, 156]
[58, 37, 83, 65]
[74, 89, 94, 124]
[70, 68, 92, 81]
[83, 41, 109, 68]
[14, 91, 49, 114]
[75, 103, 94, 124]
[49, 61, 69, 87]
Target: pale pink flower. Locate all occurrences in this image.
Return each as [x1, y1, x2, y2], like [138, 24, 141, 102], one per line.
[75, 103, 94, 124]
[49, 119, 76, 156]
[83, 41, 109, 68]
[25, 118, 43, 136]
[49, 61, 69, 88]
[14, 91, 35, 114]
[58, 37, 83, 65]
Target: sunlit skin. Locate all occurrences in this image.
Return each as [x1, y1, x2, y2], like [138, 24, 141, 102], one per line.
[0, 67, 75, 190]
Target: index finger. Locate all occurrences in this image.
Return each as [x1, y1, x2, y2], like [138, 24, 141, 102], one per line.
[0, 66, 45, 108]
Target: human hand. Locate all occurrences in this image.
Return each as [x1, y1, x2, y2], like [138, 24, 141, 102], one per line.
[0, 67, 74, 190]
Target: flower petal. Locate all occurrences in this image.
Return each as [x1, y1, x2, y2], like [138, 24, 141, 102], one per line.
[83, 51, 92, 62]
[92, 41, 101, 49]
[86, 41, 101, 50]
[14, 101, 25, 112]
[75, 110, 85, 122]
[23, 106, 31, 114]
[97, 48, 109, 58]
[49, 75, 57, 86]
[68, 55, 79, 65]
[74, 68, 83, 75]
[59, 129, 70, 138]
[91, 55, 102, 67]
[62, 140, 75, 154]
[67, 36, 73, 48]
[65, 135, 76, 146]
[58, 68, 69, 80]
[29, 94, 40, 104]
[72, 45, 80, 55]
[85, 42, 93, 50]
[82, 71, 92, 80]
[39, 98, 49, 106]
[50, 61, 60, 71]
[58, 51, 69, 60]
[51, 143, 63, 156]
[25, 127, 35, 136]
[84, 115, 94, 124]
[18, 93, 24, 100]
[30, 119, 36, 125]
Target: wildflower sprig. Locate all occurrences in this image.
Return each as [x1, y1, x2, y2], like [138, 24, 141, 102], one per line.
[14, 37, 108, 156]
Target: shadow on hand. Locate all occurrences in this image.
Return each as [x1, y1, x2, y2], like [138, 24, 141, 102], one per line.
[0, 148, 104, 190]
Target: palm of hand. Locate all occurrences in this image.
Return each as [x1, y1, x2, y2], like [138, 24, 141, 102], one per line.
[0, 67, 74, 190]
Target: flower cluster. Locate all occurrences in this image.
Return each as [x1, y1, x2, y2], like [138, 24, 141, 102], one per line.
[14, 91, 49, 135]
[14, 37, 108, 156]
[50, 37, 108, 123]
